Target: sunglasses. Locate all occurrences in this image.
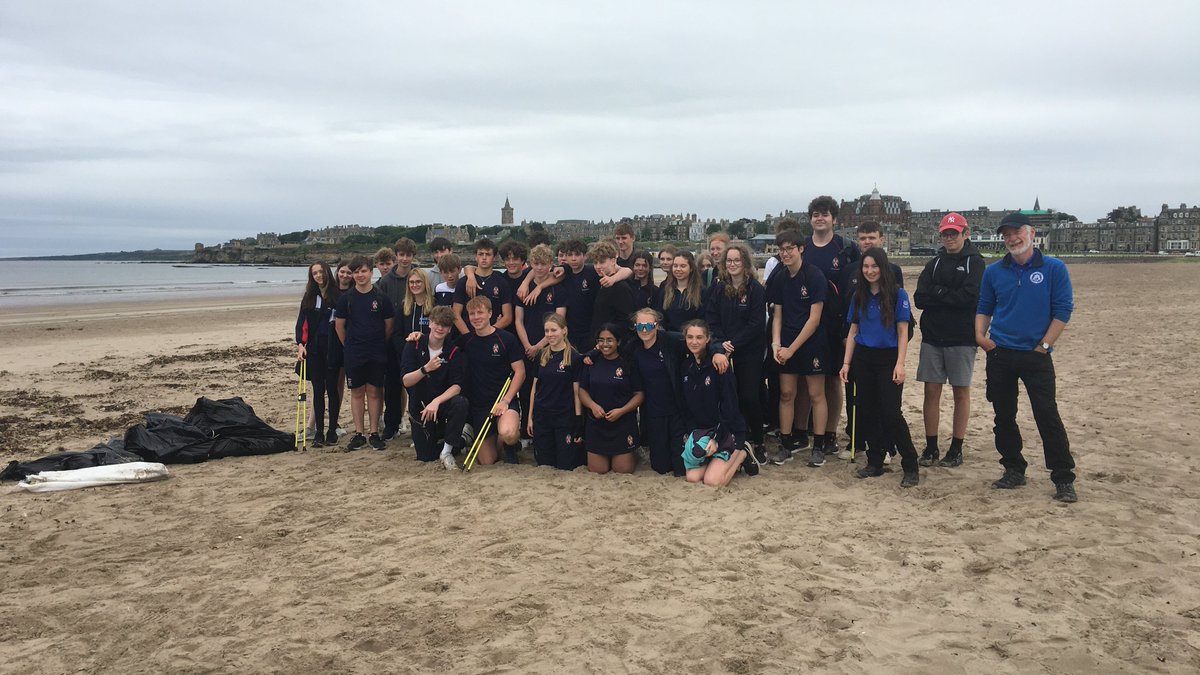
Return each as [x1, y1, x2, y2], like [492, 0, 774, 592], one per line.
[635, 322, 656, 332]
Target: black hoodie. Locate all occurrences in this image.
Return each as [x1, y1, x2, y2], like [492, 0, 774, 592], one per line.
[913, 240, 984, 347]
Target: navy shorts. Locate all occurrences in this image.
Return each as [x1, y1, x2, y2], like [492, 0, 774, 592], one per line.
[779, 337, 830, 376]
[345, 359, 386, 389]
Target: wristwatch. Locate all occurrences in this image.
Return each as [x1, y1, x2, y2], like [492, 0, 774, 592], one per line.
[1040, 341, 1052, 351]
[419, 364, 428, 374]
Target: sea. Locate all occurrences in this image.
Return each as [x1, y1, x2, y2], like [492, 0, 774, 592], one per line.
[0, 260, 312, 309]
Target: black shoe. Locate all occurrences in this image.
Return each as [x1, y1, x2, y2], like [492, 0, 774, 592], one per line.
[325, 429, 339, 445]
[938, 451, 962, 467]
[346, 433, 367, 451]
[901, 470, 920, 488]
[992, 470, 1027, 489]
[310, 433, 325, 448]
[369, 432, 386, 451]
[856, 464, 885, 479]
[502, 444, 519, 464]
[742, 443, 761, 476]
[919, 447, 939, 467]
[1054, 482, 1078, 503]
[752, 444, 768, 466]
[795, 431, 810, 450]
[382, 426, 399, 442]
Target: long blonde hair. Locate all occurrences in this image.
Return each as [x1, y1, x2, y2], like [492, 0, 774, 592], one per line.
[537, 313, 575, 367]
[403, 268, 435, 316]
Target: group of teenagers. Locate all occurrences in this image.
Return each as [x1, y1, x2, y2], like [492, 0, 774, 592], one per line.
[295, 195, 1081, 501]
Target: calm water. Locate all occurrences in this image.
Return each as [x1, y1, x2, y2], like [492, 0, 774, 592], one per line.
[0, 260, 311, 308]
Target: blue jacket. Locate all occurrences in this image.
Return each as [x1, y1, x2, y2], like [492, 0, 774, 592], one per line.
[977, 249, 1073, 351]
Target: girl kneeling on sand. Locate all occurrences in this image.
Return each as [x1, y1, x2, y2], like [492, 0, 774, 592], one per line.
[577, 324, 644, 474]
[680, 320, 760, 486]
[527, 314, 582, 470]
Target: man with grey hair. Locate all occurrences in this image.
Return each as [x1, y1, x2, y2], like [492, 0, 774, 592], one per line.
[975, 213, 1077, 502]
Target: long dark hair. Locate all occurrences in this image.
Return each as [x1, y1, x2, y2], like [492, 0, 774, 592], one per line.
[631, 250, 656, 291]
[301, 262, 336, 311]
[659, 251, 703, 311]
[854, 247, 898, 329]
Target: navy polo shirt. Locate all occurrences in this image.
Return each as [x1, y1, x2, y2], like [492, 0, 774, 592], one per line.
[453, 270, 512, 326]
[580, 356, 642, 411]
[334, 287, 394, 365]
[461, 329, 523, 409]
[765, 263, 827, 345]
[532, 348, 580, 420]
[519, 281, 565, 346]
[563, 264, 601, 340]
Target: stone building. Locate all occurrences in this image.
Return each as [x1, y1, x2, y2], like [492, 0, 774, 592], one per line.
[1155, 203, 1200, 252]
[501, 197, 514, 226]
[838, 186, 912, 231]
[304, 224, 372, 245]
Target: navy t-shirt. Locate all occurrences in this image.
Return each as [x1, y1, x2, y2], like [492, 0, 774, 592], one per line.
[563, 264, 601, 340]
[453, 271, 512, 326]
[765, 263, 827, 345]
[532, 348, 580, 420]
[634, 342, 677, 418]
[518, 282, 565, 347]
[334, 287, 394, 365]
[460, 329, 523, 409]
[803, 235, 849, 289]
[849, 288, 912, 349]
[580, 356, 643, 412]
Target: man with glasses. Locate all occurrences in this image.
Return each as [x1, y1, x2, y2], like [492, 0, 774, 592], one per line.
[914, 213, 984, 468]
[976, 213, 1077, 503]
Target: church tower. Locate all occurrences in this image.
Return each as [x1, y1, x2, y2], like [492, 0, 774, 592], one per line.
[501, 196, 514, 225]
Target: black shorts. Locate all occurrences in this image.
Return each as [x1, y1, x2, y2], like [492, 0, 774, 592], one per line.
[779, 337, 830, 376]
[345, 359, 386, 389]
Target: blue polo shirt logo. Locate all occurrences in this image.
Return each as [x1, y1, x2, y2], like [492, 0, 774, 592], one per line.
[1030, 271, 1045, 284]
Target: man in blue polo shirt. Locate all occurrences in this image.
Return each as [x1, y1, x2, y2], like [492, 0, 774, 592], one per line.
[976, 213, 1077, 503]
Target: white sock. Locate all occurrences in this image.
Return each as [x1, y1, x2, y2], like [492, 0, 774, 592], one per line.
[440, 443, 453, 458]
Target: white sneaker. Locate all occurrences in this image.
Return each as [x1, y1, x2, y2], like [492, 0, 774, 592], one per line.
[836, 448, 852, 461]
[441, 454, 458, 470]
[883, 452, 893, 465]
[399, 419, 410, 435]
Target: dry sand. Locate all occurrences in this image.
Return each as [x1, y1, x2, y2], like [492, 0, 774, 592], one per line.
[1, 262, 1199, 674]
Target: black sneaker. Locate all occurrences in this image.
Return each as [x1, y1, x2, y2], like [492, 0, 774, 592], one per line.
[742, 443, 761, 476]
[346, 433, 367, 451]
[795, 431, 810, 450]
[856, 464, 885, 479]
[368, 432, 386, 451]
[752, 444, 768, 466]
[502, 444, 519, 464]
[382, 426, 399, 442]
[325, 429, 339, 445]
[807, 447, 825, 467]
[919, 447, 939, 467]
[901, 470, 920, 488]
[992, 470, 1027, 489]
[938, 451, 962, 467]
[1053, 482, 1078, 503]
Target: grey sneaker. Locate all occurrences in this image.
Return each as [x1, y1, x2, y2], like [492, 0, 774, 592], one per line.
[769, 446, 791, 465]
[1053, 482, 1078, 503]
[807, 448, 825, 467]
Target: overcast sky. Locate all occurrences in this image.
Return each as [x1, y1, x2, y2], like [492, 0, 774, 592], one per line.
[2, 1, 1198, 256]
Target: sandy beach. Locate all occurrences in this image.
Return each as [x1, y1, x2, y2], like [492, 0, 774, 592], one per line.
[2, 262, 1199, 673]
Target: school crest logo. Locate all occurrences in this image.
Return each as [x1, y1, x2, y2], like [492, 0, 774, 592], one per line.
[704, 375, 711, 386]
[545, 292, 554, 303]
[371, 300, 379, 311]
[565, 433, 573, 444]
[800, 285, 809, 299]
[627, 435, 634, 447]
[492, 343, 500, 355]
[813, 357, 821, 369]
[615, 367, 624, 378]
[739, 294, 747, 306]
[1030, 271, 1045, 284]
[557, 361, 566, 372]
[832, 257, 841, 270]
[492, 286, 500, 297]
[582, 280, 589, 290]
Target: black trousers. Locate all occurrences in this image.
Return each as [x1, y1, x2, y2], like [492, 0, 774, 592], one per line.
[985, 347, 1075, 483]
[409, 395, 469, 462]
[384, 344, 405, 431]
[732, 348, 765, 446]
[852, 346, 918, 472]
[845, 366, 895, 453]
[533, 414, 575, 470]
[302, 345, 335, 436]
[642, 413, 686, 476]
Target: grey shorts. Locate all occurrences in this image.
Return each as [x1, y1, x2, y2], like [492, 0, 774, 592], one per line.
[917, 344, 978, 387]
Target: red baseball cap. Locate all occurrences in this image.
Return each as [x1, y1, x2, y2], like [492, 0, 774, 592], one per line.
[939, 212, 967, 233]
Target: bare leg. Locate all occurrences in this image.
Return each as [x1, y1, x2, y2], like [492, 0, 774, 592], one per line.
[923, 382, 943, 437]
[805, 375, 827, 436]
[350, 387, 367, 433]
[477, 435, 499, 465]
[587, 453, 611, 474]
[778, 374, 799, 437]
[824, 377, 842, 438]
[611, 453, 636, 474]
[951, 385, 971, 439]
[365, 385, 382, 434]
[702, 452, 746, 487]
[496, 410, 522, 446]
[685, 468, 706, 483]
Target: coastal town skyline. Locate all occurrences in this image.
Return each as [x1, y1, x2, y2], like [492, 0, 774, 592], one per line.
[3, 2, 1198, 256]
